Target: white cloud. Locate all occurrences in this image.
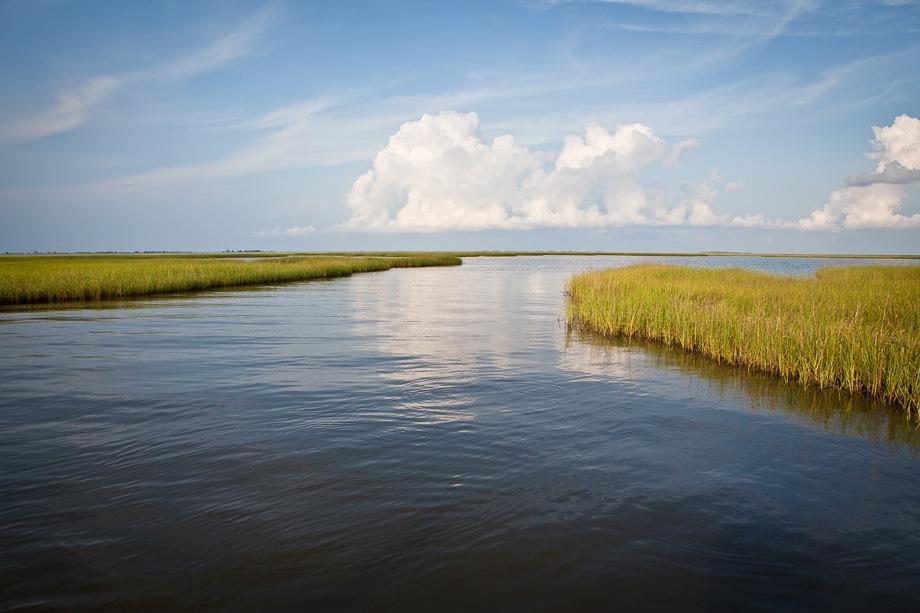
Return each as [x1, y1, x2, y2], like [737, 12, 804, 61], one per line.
[147, 9, 273, 80]
[555, 122, 667, 171]
[89, 97, 355, 189]
[0, 8, 274, 143]
[791, 114, 920, 230]
[256, 225, 316, 238]
[554, 0, 819, 42]
[665, 138, 700, 166]
[344, 111, 920, 234]
[868, 113, 920, 172]
[342, 111, 745, 232]
[0, 95, 368, 199]
[555, 0, 805, 17]
[793, 184, 918, 229]
[101, 33, 910, 193]
[0, 77, 119, 142]
[847, 163, 920, 186]
[664, 170, 764, 227]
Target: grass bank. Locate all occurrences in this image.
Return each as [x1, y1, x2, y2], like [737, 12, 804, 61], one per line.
[11, 251, 918, 259]
[566, 264, 920, 412]
[293, 251, 920, 259]
[0, 254, 460, 306]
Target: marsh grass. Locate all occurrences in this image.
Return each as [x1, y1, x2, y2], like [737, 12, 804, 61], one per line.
[566, 264, 920, 413]
[0, 254, 460, 306]
[294, 251, 920, 259]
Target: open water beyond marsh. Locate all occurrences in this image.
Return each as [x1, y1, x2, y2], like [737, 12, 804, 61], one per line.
[1, 256, 919, 610]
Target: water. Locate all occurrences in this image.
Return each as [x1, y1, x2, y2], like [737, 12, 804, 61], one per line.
[1, 256, 918, 611]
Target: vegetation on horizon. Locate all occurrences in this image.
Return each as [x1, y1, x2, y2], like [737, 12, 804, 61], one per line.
[296, 251, 920, 259]
[0, 254, 460, 307]
[4, 250, 919, 259]
[566, 264, 920, 413]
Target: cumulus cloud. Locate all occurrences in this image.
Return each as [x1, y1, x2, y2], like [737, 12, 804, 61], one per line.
[256, 225, 316, 238]
[868, 113, 920, 172]
[661, 170, 764, 227]
[794, 183, 917, 230]
[845, 114, 920, 185]
[342, 111, 744, 232]
[846, 162, 920, 186]
[340, 111, 920, 233]
[791, 114, 920, 230]
[665, 137, 700, 166]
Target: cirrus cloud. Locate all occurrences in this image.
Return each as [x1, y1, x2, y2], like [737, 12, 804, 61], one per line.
[256, 225, 316, 238]
[0, 7, 275, 144]
[0, 77, 120, 143]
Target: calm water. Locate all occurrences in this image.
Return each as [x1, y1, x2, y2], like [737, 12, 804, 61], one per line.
[2, 256, 919, 611]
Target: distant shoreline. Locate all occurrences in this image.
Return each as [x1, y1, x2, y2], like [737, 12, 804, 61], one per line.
[2, 250, 919, 259]
[3, 251, 918, 310]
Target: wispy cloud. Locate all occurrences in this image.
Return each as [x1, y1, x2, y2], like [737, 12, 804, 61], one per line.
[88, 97, 361, 189]
[142, 7, 277, 80]
[609, 0, 815, 18]
[554, 0, 818, 32]
[486, 43, 920, 140]
[7, 40, 914, 198]
[0, 7, 276, 143]
[549, 0, 795, 16]
[256, 225, 316, 238]
[585, 0, 920, 41]
[3, 4, 916, 218]
[0, 77, 119, 143]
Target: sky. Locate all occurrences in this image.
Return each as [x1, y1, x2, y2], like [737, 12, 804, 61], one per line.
[1, 0, 919, 253]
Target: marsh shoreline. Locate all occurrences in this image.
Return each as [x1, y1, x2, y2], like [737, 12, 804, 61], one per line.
[0, 254, 461, 307]
[566, 263, 920, 413]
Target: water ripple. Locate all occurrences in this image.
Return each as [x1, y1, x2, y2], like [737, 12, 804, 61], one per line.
[1, 256, 919, 610]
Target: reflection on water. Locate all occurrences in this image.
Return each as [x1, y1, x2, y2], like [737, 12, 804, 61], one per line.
[1, 256, 919, 610]
[564, 330, 920, 452]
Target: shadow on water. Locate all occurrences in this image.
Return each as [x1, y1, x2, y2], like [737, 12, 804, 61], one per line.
[564, 327, 920, 453]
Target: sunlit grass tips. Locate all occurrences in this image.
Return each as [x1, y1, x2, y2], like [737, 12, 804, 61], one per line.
[566, 264, 920, 413]
[0, 254, 461, 306]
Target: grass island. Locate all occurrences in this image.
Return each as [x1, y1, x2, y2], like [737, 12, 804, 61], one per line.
[566, 264, 920, 413]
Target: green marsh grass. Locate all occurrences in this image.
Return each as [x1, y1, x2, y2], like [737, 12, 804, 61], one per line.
[566, 264, 920, 413]
[293, 251, 920, 259]
[0, 254, 460, 306]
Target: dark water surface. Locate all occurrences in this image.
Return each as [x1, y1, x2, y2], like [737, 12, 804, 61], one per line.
[2, 256, 919, 611]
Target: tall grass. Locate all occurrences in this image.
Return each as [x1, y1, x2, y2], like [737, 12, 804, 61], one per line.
[566, 264, 920, 413]
[0, 254, 460, 306]
[293, 251, 920, 259]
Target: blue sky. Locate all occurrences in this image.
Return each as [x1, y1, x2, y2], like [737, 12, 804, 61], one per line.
[1, 0, 918, 252]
